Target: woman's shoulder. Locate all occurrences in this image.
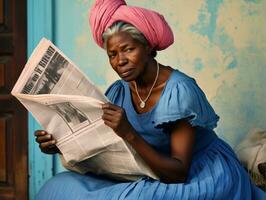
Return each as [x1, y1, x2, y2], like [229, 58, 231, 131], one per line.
[162, 68, 199, 95]
[105, 79, 124, 92]
[104, 79, 126, 104]
[155, 68, 219, 130]
[164, 68, 208, 103]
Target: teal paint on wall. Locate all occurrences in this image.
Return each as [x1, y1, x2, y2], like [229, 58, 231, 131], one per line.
[193, 58, 204, 72]
[190, 0, 223, 42]
[206, 0, 224, 41]
[27, 1, 55, 199]
[227, 58, 237, 69]
[190, 2, 238, 72]
[213, 45, 266, 145]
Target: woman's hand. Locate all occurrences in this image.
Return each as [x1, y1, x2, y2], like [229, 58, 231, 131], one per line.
[102, 102, 135, 140]
[34, 130, 61, 154]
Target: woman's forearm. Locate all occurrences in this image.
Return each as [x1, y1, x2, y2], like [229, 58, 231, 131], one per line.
[125, 131, 188, 183]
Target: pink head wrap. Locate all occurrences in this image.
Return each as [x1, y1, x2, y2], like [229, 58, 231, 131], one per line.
[89, 0, 174, 50]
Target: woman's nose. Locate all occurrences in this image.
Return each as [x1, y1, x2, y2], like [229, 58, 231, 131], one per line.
[118, 53, 127, 66]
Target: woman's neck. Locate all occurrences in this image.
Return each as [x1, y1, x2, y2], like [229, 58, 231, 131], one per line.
[132, 59, 158, 89]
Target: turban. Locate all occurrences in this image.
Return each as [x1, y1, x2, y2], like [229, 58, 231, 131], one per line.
[89, 0, 174, 50]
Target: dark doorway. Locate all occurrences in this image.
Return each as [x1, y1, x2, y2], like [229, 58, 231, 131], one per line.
[0, 0, 28, 199]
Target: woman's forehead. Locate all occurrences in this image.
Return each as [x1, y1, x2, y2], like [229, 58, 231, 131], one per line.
[106, 32, 141, 50]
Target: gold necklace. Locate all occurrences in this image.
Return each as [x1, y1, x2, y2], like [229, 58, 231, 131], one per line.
[134, 62, 159, 108]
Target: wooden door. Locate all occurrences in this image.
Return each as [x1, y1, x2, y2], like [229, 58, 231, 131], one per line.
[0, 0, 28, 199]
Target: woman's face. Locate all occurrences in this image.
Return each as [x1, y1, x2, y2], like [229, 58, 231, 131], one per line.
[106, 32, 151, 82]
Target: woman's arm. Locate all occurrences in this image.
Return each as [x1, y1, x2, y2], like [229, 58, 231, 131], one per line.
[102, 103, 195, 183]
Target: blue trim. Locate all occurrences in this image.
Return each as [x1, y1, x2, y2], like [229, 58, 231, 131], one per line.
[27, 1, 55, 199]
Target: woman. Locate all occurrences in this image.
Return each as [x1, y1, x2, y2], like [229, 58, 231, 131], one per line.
[35, 0, 266, 199]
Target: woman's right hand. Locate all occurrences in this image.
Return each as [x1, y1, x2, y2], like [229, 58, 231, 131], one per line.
[34, 130, 60, 154]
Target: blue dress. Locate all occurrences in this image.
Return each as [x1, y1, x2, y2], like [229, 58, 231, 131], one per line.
[36, 69, 266, 200]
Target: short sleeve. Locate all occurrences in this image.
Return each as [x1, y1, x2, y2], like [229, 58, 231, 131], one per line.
[154, 79, 219, 130]
[104, 80, 125, 106]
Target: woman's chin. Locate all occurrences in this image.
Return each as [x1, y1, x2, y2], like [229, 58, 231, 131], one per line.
[119, 73, 136, 82]
[121, 76, 134, 82]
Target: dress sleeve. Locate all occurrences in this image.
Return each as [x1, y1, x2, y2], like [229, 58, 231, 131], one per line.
[154, 79, 219, 130]
[104, 80, 125, 106]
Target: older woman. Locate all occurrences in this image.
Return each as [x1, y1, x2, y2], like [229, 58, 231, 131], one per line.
[35, 0, 266, 199]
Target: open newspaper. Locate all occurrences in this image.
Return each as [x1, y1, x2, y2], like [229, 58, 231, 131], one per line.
[11, 38, 158, 181]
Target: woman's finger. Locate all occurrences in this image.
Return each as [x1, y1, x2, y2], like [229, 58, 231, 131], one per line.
[47, 144, 57, 149]
[39, 140, 56, 149]
[102, 112, 116, 122]
[103, 120, 115, 129]
[102, 102, 120, 111]
[102, 110, 123, 121]
[102, 108, 118, 116]
[35, 134, 53, 143]
[34, 130, 47, 136]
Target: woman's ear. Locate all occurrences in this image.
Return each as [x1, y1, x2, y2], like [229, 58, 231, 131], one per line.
[145, 46, 153, 56]
[145, 46, 157, 58]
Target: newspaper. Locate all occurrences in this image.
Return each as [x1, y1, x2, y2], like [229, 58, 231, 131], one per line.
[11, 38, 158, 181]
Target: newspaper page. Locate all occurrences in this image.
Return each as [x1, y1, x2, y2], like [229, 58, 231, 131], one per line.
[11, 38, 158, 181]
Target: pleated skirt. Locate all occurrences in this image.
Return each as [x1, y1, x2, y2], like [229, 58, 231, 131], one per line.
[36, 138, 266, 200]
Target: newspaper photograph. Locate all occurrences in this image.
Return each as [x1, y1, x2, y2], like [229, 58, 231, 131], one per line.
[11, 38, 158, 181]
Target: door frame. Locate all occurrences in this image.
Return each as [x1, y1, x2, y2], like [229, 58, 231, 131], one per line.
[27, 0, 55, 199]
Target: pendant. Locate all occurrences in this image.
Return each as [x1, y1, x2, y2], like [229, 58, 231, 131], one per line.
[140, 101, 145, 108]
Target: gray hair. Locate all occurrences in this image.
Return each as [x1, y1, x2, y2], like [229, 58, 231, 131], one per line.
[102, 21, 157, 57]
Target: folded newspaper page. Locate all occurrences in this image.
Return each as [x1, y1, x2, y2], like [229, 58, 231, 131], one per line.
[11, 38, 158, 181]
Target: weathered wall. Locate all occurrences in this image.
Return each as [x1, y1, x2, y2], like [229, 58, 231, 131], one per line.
[54, 0, 266, 147]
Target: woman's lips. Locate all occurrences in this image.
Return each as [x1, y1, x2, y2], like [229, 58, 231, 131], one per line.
[120, 69, 134, 78]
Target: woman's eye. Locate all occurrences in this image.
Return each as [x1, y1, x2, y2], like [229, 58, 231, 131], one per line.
[108, 54, 115, 59]
[125, 48, 133, 52]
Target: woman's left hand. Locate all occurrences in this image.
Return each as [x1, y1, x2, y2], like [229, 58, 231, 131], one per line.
[102, 102, 135, 140]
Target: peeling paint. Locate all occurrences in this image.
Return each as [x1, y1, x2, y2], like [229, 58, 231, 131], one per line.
[227, 58, 237, 69]
[193, 58, 204, 72]
[190, 0, 223, 42]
